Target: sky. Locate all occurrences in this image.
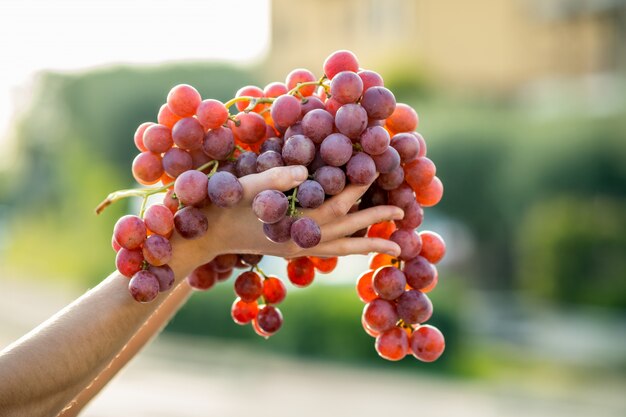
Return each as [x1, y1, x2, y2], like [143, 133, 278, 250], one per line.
[0, 0, 270, 150]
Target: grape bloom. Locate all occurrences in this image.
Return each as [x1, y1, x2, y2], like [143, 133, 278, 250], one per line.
[97, 50, 446, 363]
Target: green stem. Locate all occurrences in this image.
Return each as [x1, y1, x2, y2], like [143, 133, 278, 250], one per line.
[254, 265, 268, 278]
[287, 187, 299, 217]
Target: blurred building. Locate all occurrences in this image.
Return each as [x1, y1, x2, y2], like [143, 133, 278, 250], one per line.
[267, 0, 626, 92]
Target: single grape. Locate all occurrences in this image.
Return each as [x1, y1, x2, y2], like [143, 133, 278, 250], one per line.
[134, 122, 154, 152]
[231, 112, 266, 144]
[284, 121, 303, 139]
[323, 50, 359, 79]
[371, 146, 401, 174]
[403, 256, 436, 290]
[142, 234, 172, 266]
[367, 221, 396, 240]
[358, 69, 384, 93]
[282, 134, 316, 166]
[387, 183, 415, 210]
[421, 267, 438, 293]
[212, 254, 239, 272]
[409, 325, 445, 362]
[187, 263, 217, 290]
[172, 117, 204, 151]
[167, 84, 201, 117]
[263, 215, 296, 243]
[263, 81, 288, 98]
[207, 171, 243, 208]
[174, 170, 208, 206]
[157, 104, 182, 128]
[252, 190, 289, 224]
[256, 305, 283, 334]
[259, 137, 283, 154]
[286, 257, 315, 287]
[129, 270, 160, 303]
[320, 133, 352, 167]
[263, 276, 287, 304]
[290, 217, 322, 248]
[307, 150, 326, 175]
[335, 103, 368, 138]
[285, 68, 316, 96]
[377, 166, 405, 190]
[404, 157, 436, 190]
[330, 71, 363, 104]
[414, 176, 443, 207]
[296, 180, 325, 209]
[356, 270, 377, 303]
[162, 148, 193, 178]
[314, 166, 346, 195]
[196, 99, 229, 130]
[369, 253, 396, 270]
[132, 152, 163, 185]
[234, 271, 263, 302]
[271, 94, 301, 128]
[116, 248, 144, 278]
[346, 152, 377, 185]
[240, 254, 263, 266]
[419, 231, 446, 264]
[300, 96, 325, 116]
[360, 86, 396, 120]
[231, 298, 259, 325]
[389, 229, 422, 261]
[256, 150, 285, 172]
[147, 264, 175, 292]
[174, 206, 208, 239]
[395, 200, 424, 230]
[324, 97, 342, 117]
[362, 298, 398, 333]
[143, 124, 173, 154]
[234, 151, 257, 177]
[144, 204, 174, 237]
[360, 125, 390, 156]
[390, 133, 420, 163]
[375, 327, 409, 361]
[114, 215, 147, 250]
[234, 85, 265, 112]
[396, 290, 433, 324]
[309, 256, 338, 273]
[372, 266, 406, 300]
[203, 126, 235, 161]
[301, 108, 334, 144]
[386, 103, 418, 133]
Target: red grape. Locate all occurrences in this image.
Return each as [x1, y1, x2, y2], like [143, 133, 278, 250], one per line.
[358, 69, 384, 92]
[167, 84, 201, 117]
[323, 50, 359, 80]
[403, 256, 436, 290]
[361, 86, 396, 120]
[231, 298, 259, 324]
[296, 180, 325, 209]
[386, 103, 418, 133]
[232, 112, 266, 144]
[367, 221, 396, 240]
[162, 148, 193, 178]
[372, 266, 406, 300]
[320, 132, 353, 167]
[113, 215, 146, 250]
[346, 152, 376, 185]
[174, 170, 208, 206]
[360, 125, 390, 156]
[234, 271, 263, 302]
[362, 298, 398, 333]
[196, 99, 228, 129]
[375, 327, 409, 361]
[207, 171, 243, 208]
[330, 71, 363, 104]
[144, 204, 174, 237]
[172, 117, 204, 151]
[263, 276, 287, 304]
[173, 206, 208, 239]
[256, 305, 283, 334]
[309, 256, 338, 273]
[147, 264, 175, 292]
[415, 176, 443, 207]
[187, 263, 217, 290]
[282, 134, 315, 166]
[129, 270, 160, 302]
[314, 166, 346, 195]
[157, 103, 182, 128]
[132, 152, 163, 185]
[235, 85, 265, 112]
[285, 68, 316, 96]
[263, 215, 295, 243]
[409, 325, 445, 362]
[301, 109, 334, 144]
[287, 257, 315, 287]
[356, 270, 377, 303]
[290, 217, 321, 248]
[116, 248, 144, 277]
[271, 94, 301, 128]
[134, 122, 154, 152]
[419, 231, 446, 264]
[396, 290, 433, 324]
[389, 229, 422, 261]
[142, 234, 172, 266]
[335, 103, 368, 139]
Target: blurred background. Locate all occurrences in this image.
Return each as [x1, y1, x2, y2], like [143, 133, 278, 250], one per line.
[1, 0, 625, 416]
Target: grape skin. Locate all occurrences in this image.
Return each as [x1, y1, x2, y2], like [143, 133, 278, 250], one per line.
[147, 264, 175, 292]
[256, 305, 283, 334]
[143, 124, 173, 154]
[207, 171, 243, 208]
[174, 170, 208, 206]
[116, 248, 144, 277]
[271, 94, 301, 129]
[256, 150, 285, 172]
[263, 215, 296, 243]
[403, 256, 436, 290]
[234, 271, 263, 302]
[391, 133, 420, 163]
[173, 206, 208, 239]
[187, 263, 217, 290]
[320, 133, 352, 167]
[395, 201, 424, 230]
[330, 71, 363, 104]
[252, 190, 289, 224]
[286, 257, 315, 287]
[360, 86, 396, 120]
[362, 298, 398, 333]
[172, 117, 204, 151]
[389, 229, 422, 261]
[360, 125, 390, 156]
[203, 127, 235, 161]
[396, 290, 433, 324]
[372, 266, 406, 300]
[323, 50, 359, 80]
[113, 215, 146, 250]
[162, 148, 192, 178]
[335, 104, 368, 138]
[143, 204, 174, 237]
[196, 99, 228, 129]
[132, 152, 163, 185]
[371, 146, 401, 174]
[296, 180, 325, 209]
[419, 231, 446, 264]
[375, 327, 409, 361]
[167, 84, 201, 118]
[346, 152, 376, 185]
[142, 234, 172, 266]
[282, 134, 316, 166]
[314, 166, 346, 195]
[235, 151, 258, 177]
[290, 217, 322, 248]
[231, 298, 259, 325]
[301, 109, 334, 144]
[410, 325, 445, 362]
[129, 270, 160, 303]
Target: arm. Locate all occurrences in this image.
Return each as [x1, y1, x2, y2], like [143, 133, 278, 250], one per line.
[0, 166, 403, 417]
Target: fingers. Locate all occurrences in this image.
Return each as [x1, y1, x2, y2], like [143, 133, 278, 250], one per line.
[310, 180, 377, 225]
[320, 205, 404, 243]
[239, 165, 308, 202]
[306, 237, 401, 258]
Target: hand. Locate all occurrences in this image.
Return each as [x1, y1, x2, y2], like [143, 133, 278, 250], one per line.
[181, 165, 403, 266]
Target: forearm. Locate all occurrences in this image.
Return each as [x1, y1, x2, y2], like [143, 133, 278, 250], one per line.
[0, 235, 209, 417]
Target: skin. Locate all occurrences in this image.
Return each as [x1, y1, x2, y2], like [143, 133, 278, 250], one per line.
[0, 165, 403, 417]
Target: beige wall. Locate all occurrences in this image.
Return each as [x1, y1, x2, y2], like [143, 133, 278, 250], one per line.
[266, 0, 620, 92]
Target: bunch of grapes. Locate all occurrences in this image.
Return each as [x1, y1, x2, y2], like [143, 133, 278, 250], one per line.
[101, 50, 445, 362]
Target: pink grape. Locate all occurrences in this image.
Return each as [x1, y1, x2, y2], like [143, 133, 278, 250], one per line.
[174, 170, 208, 206]
[208, 171, 243, 208]
[320, 133, 352, 167]
[396, 290, 433, 324]
[330, 71, 363, 104]
[129, 270, 160, 303]
[113, 215, 146, 250]
[252, 190, 289, 224]
[174, 206, 208, 239]
[346, 152, 376, 185]
[144, 204, 174, 237]
[142, 234, 172, 266]
[116, 248, 144, 277]
[147, 264, 175, 292]
[410, 325, 445, 362]
[389, 229, 422, 261]
[290, 217, 322, 248]
[172, 117, 204, 151]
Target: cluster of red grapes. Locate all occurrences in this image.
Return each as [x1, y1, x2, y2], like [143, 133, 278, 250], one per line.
[104, 50, 445, 361]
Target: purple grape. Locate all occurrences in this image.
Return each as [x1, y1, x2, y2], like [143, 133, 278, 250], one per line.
[320, 133, 353, 167]
[403, 256, 435, 290]
[301, 109, 335, 144]
[263, 216, 296, 243]
[174, 170, 208, 206]
[314, 166, 346, 195]
[300, 96, 325, 116]
[189, 148, 212, 171]
[142, 234, 172, 266]
[271, 94, 301, 128]
[296, 180, 325, 209]
[395, 200, 424, 230]
[290, 217, 322, 248]
[389, 229, 422, 261]
[396, 290, 433, 324]
[217, 160, 237, 175]
[147, 264, 175, 292]
[390, 132, 420, 163]
[282, 134, 315, 166]
[307, 151, 326, 175]
[346, 152, 376, 185]
[360, 86, 396, 120]
[330, 71, 363, 104]
[387, 183, 415, 210]
[260, 137, 283, 154]
[284, 121, 303, 139]
[371, 146, 400, 174]
[335, 103, 368, 139]
[129, 270, 160, 302]
[252, 190, 289, 224]
[372, 266, 406, 300]
[377, 166, 404, 190]
[360, 125, 390, 156]
[202, 126, 235, 160]
[174, 206, 208, 239]
[256, 150, 285, 172]
[240, 254, 263, 266]
[208, 171, 243, 207]
[162, 148, 192, 178]
[235, 151, 258, 177]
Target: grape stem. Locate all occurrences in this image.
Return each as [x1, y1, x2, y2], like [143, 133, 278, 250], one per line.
[287, 187, 299, 217]
[95, 160, 218, 215]
[253, 265, 268, 278]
